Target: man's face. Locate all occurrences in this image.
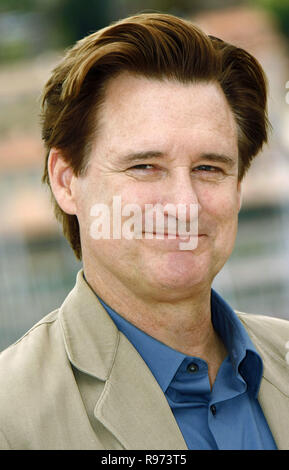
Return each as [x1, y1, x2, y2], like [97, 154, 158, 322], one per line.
[73, 72, 241, 302]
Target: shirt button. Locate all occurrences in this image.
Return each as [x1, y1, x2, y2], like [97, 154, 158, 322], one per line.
[210, 404, 217, 416]
[186, 362, 199, 373]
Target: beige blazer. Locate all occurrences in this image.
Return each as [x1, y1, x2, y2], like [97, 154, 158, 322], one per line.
[0, 270, 289, 450]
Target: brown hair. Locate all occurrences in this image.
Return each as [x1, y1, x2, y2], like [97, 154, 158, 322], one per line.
[41, 13, 269, 260]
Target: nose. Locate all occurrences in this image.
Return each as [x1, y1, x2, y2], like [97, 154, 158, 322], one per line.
[148, 167, 200, 239]
[163, 167, 200, 222]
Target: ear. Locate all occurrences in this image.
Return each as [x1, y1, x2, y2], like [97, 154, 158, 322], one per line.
[237, 180, 242, 212]
[48, 148, 77, 215]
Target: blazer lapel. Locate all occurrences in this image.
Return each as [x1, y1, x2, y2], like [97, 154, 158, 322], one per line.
[258, 378, 289, 450]
[94, 332, 187, 450]
[238, 312, 289, 450]
[60, 270, 187, 450]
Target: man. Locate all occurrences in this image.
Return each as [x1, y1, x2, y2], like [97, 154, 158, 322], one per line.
[0, 13, 288, 450]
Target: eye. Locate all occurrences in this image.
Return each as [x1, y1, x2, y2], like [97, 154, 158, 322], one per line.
[194, 165, 221, 172]
[130, 164, 155, 171]
[127, 164, 158, 174]
[126, 163, 162, 180]
[192, 164, 225, 181]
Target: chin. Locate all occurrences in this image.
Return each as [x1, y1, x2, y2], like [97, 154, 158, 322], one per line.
[144, 277, 210, 303]
[144, 263, 210, 299]
[144, 246, 227, 296]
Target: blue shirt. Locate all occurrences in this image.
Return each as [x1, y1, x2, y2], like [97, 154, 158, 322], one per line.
[97, 289, 277, 450]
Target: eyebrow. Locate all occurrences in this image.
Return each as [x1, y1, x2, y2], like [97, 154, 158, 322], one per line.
[120, 150, 236, 168]
[120, 151, 164, 164]
[198, 153, 236, 168]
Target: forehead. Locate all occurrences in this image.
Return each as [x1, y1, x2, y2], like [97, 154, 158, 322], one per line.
[94, 72, 238, 159]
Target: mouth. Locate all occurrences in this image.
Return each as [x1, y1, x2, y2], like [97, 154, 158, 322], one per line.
[142, 232, 206, 238]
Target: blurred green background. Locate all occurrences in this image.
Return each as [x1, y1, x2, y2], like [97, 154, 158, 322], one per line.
[0, 0, 289, 351]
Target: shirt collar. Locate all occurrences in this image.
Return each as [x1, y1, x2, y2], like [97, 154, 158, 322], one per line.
[96, 289, 263, 397]
[96, 295, 185, 392]
[211, 289, 263, 396]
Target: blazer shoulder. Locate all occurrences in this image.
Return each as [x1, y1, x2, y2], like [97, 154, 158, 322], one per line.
[236, 311, 289, 342]
[236, 311, 289, 381]
[0, 309, 70, 442]
[0, 309, 60, 384]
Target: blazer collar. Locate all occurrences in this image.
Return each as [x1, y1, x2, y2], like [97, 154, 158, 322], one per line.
[238, 313, 289, 450]
[59, 269, 118, 380]
[59, 270, 187, 450]
[93, 332, 187, 449]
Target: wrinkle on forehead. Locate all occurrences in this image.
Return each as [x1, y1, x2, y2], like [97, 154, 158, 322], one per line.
[90, 72, 238, 166]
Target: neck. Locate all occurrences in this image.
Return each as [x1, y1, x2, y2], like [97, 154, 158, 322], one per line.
[84, 265, 227, 386]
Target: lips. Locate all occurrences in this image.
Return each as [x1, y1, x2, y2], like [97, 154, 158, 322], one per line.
[142, 232, 205, 237]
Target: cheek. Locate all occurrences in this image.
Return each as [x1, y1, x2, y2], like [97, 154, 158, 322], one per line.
[119, 181, 153, 203]
[76, 173, 118, 218]
[216, 197, 239, 220]
[213, 198, 239, 252]
[199, 186, 240, 228]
